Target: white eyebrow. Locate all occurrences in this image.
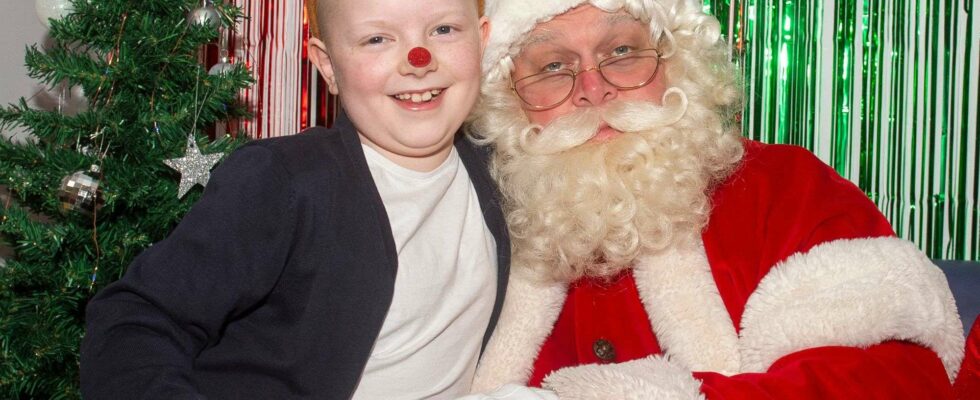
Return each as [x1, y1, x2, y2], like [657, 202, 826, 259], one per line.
[521, 12, 640, 48]
[521, 30, 559, 48]
[605, 13, 639, 27]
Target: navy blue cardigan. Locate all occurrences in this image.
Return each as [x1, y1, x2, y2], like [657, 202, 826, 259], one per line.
[80, 119, 510, 399]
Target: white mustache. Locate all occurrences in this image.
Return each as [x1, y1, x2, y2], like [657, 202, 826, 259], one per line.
[519, 87, 690, 156]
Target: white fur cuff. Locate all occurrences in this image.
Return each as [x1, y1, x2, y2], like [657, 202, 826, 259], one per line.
[471, 272, 569, 392]
[542, 355, 705, 400]
[739, 237, 966, 380]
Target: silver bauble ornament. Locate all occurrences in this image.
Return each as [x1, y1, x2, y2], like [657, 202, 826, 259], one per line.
[58, 165, 105, 216]
[35, 0, 73, 29]
[187, 1, 221, 28]
[61, 84, 89, 116]
[208, 57, 235, 75]
[70, 84, 86, 101]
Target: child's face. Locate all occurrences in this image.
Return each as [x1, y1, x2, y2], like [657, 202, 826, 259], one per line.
[309, 0, 488, 171]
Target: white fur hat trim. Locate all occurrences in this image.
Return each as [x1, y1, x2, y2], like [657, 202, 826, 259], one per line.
[482, 0, 672, 82]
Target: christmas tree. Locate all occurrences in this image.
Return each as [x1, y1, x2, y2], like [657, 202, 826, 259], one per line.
[0, 0, 251, 398]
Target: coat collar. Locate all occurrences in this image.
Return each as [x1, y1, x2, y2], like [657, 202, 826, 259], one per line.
[632, 244, 740, 373]
[471, 244, 736, 391]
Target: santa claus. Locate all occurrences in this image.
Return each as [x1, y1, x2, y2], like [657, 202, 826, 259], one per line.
[467, 0, 968, 398]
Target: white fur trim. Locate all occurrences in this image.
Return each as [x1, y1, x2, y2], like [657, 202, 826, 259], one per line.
[471, 272, 568, 392]
[483, 0, 592, 77]
[482, 0, 666, 81]
[739, 237, 966, 380]
[633, 245, 740, 374]
[542, 355, 705, 399]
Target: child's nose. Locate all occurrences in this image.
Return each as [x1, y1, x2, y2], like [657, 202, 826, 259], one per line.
[408, 47, 431, 68]
[399, 46, 438, 77]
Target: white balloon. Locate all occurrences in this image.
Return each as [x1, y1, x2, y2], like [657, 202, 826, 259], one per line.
[36, 0, 74, 29]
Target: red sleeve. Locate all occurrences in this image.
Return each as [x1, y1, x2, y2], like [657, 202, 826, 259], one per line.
[704, 141, 896, 327]
[694, 341, 954, 399]
[955, 318, 980, 400]
[698, 142, 955, 399]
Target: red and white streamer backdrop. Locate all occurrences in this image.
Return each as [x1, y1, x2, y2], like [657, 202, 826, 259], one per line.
[224, 0, 339, 138]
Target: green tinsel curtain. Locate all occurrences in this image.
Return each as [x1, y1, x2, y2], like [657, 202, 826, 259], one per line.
[703, 0, 980, 261]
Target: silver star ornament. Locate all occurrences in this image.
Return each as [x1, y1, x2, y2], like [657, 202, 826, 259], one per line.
[164, 135, 225, 198]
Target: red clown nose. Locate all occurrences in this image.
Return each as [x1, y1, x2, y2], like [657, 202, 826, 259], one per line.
[407, 47, 432, 68]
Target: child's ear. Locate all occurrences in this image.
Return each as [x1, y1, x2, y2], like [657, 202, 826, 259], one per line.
[308, 37, 340, 95]
[479, 16, 491, 55]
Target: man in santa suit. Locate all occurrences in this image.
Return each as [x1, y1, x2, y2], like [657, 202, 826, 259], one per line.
[466, 0, 970, 398]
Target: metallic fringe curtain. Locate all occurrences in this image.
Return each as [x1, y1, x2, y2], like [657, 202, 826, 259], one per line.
[226, 1, 978, 261]
[226, 0, 339, 139]
[704, 0, 980, 261]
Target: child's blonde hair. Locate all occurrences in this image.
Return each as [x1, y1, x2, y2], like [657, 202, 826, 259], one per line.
[305, 0, 322, 39]
[304, 0, 484, 40]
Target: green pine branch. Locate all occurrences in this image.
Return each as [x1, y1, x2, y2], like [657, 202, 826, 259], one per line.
[0, 0, 254, 397]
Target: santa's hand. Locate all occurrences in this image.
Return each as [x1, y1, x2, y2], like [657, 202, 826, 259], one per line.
[456, 384, 559, 400]
[541, 355, 705, 400]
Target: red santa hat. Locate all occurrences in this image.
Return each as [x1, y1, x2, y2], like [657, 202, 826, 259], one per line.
[481, 0, 708, 82]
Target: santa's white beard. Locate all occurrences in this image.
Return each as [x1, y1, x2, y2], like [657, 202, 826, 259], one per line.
[488, 89, 743, 282]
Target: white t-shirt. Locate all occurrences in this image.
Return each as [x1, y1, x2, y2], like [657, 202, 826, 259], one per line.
[352, 144, 498, 399]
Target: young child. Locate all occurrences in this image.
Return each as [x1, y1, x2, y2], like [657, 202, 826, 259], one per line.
[80, 0, 507, 398]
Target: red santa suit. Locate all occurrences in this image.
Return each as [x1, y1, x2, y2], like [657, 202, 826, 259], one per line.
[956, 318, 980, 399]
[471, 141, 965, 399]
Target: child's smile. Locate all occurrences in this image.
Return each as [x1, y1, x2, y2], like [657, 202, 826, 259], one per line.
[308, 0, 488, 171]
[392, 87, 446, 107]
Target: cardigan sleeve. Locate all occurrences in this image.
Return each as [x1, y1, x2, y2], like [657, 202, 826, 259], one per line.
[80, 143, 299, 399]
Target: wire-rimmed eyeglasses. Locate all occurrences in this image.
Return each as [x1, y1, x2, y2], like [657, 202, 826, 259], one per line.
[511, 48, 663, 110]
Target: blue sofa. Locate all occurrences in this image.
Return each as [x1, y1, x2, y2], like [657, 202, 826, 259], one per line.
[935, 260, 980, 336]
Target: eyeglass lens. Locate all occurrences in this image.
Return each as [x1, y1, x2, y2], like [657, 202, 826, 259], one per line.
[514, 49, 660, 109]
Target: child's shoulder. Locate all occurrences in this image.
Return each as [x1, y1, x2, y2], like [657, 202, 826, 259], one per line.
[238, 126, 353, 175]
[247, 126, 343, 154]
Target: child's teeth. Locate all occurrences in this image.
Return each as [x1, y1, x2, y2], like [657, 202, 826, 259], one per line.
[395, 89, 442, 103]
